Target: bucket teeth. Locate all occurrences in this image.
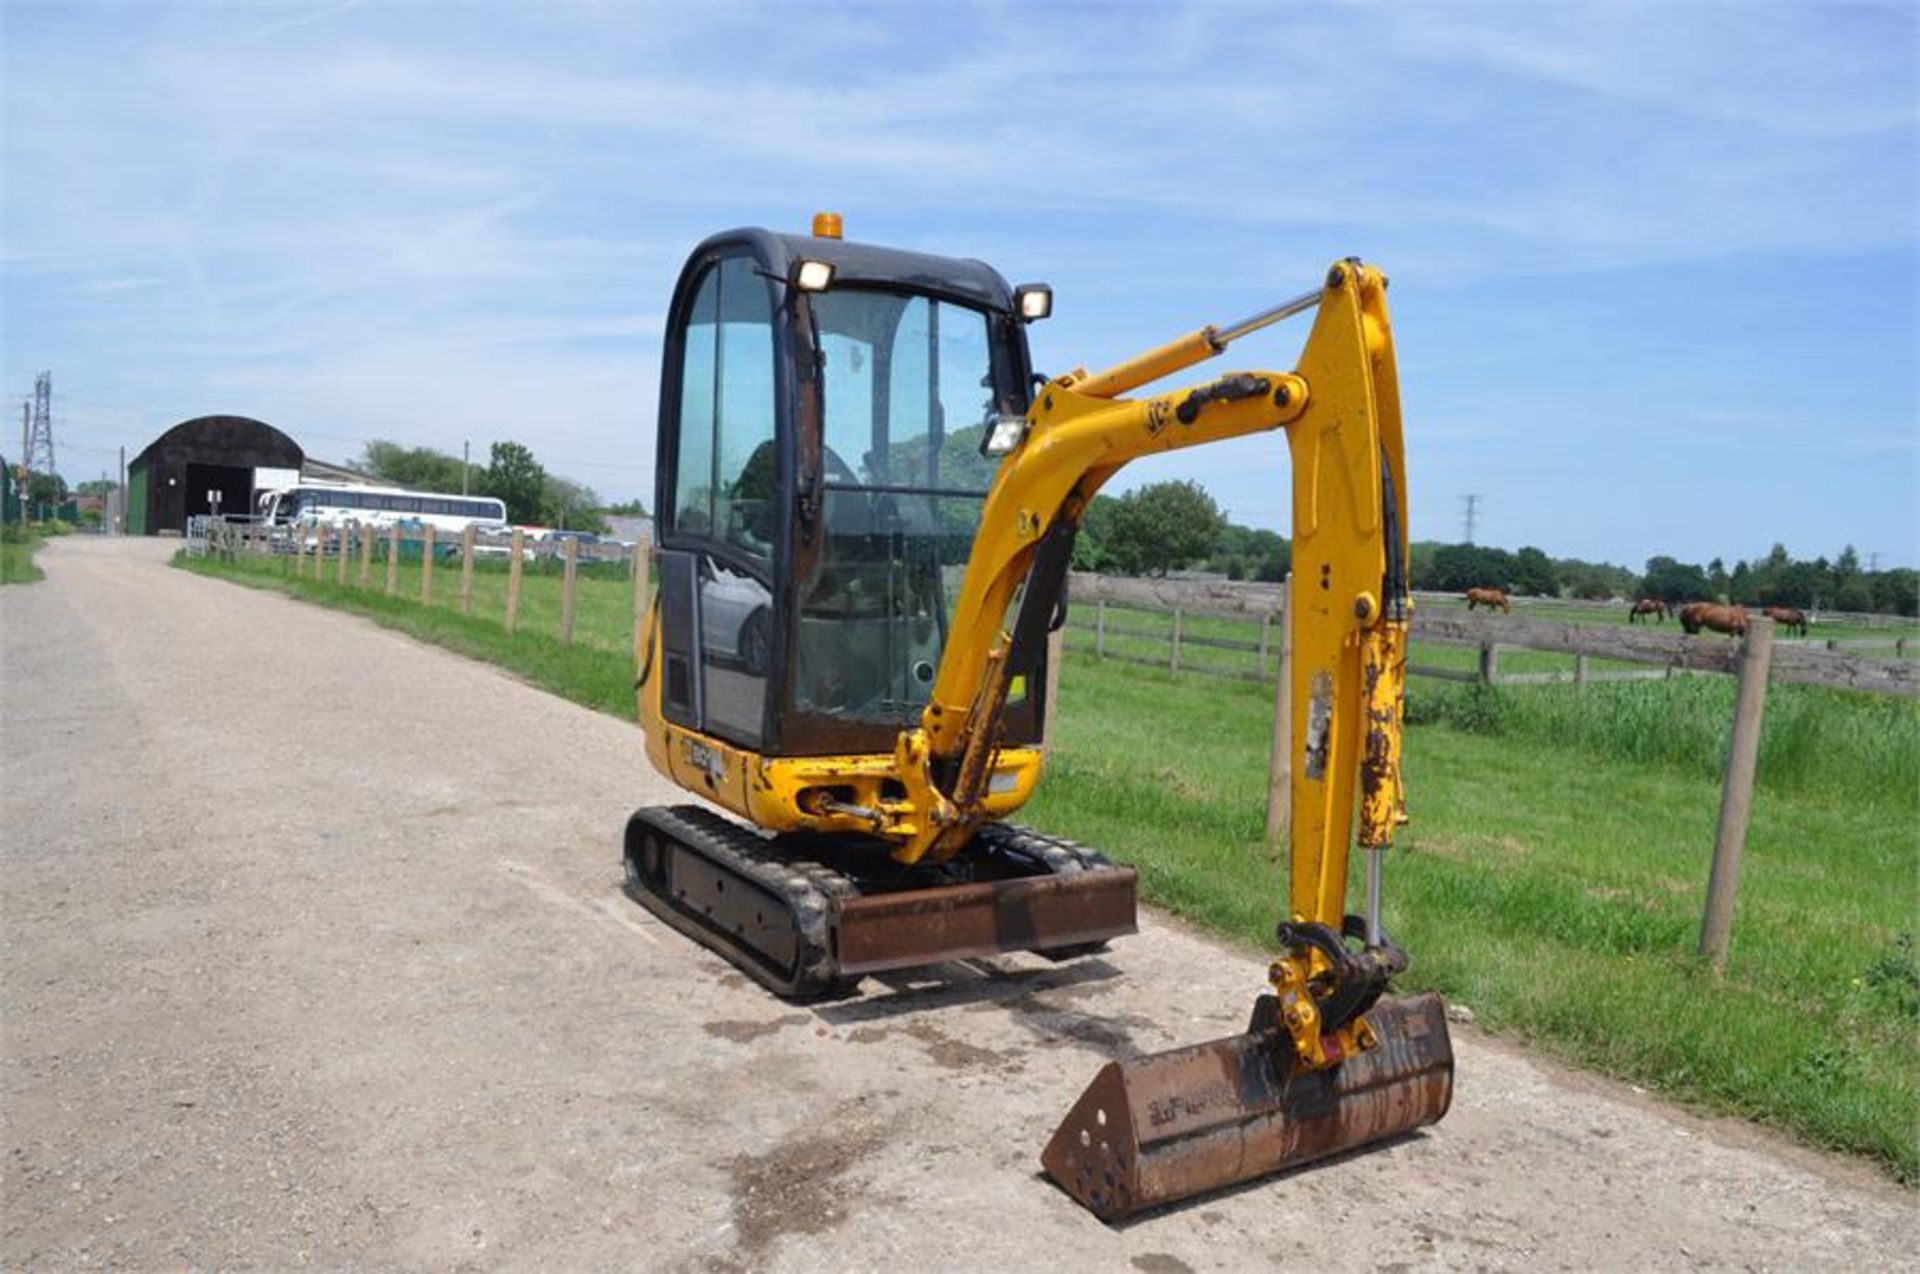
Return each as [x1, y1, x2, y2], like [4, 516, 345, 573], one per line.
[1041, 992, 1453, 1222]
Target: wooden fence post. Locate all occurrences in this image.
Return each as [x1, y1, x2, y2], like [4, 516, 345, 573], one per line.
[560, 535, 579, 645]
[1264, 578, 1293, 856]
[1170, 606, 1183, 672]
[1259, 612, 1272, 678]
[1699, 616, 1776, 973]
[385, 526, 400, 596]
[1479, 642, 1499, 685]
[506, 529, 525, 633]
[1575, 652, 1590, 688]
[336, 523, 350, 585]
[421, 524, 436, 605]
[459, 524, 477, 615]
[1095, 600, 1107, 660]
[358, 521, 373, 588]
[631, 528, 652, 669]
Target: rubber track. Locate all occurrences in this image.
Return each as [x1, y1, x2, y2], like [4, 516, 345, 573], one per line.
[625, 807, 1126, 1000]
[971, 822, 1117, 879]
[624, 805, 855, 1000]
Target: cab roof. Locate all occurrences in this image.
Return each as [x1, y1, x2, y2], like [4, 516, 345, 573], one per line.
[691, 226, 1017, 314]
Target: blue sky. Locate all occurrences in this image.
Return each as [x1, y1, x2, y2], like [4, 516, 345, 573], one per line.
[3, 1, 1914, 569]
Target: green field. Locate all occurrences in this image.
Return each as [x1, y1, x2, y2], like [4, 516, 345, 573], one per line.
[181, 548, 1920, 1181]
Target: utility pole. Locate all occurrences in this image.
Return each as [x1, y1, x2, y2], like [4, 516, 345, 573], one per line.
[1867, 550, 1882, 574]
[1461, 493, 1482, 545]
[17, 401, 27, 526]
[462, 440, 471, 495]
[118, 445, 127, 534]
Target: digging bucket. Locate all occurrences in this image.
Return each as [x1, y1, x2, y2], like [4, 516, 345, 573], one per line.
[1041, 991, 1453, 1222]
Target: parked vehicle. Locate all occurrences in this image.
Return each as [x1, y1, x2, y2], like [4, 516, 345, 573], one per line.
[260, 483, 507, 538]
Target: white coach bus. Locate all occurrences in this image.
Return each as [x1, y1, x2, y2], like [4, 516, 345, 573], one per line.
[260, 483, 508, 536]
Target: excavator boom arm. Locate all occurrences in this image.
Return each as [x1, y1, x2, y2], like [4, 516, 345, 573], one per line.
[901, 261, 1411, 918]
[1038, 262, 1448, 1224]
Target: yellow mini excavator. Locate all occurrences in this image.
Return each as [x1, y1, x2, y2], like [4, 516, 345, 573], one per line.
[627, 214, 1452, 1220]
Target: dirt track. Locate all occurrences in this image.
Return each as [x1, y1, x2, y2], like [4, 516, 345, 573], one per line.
[3, 536, 1913, 1269]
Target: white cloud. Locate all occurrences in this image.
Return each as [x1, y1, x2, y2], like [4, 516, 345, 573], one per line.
[75, 274, 170, 295]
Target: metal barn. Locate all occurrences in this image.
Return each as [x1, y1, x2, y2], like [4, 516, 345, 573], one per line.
[127, 416, 303, 535]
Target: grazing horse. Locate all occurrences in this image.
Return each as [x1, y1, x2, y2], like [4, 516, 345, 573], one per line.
[1763, 605, 1809, 637]
[1679, 602, 1748, 637]
[1465, 587, 1511, 614]
[1629, 598, 1668, 624]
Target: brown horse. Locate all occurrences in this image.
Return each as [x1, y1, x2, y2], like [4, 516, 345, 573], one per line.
[1679, 602, 1748, 637]
[1763, 605, 1809, 637]
[1466, 587, 1511, 614]
[1629, 599, 1668, 624]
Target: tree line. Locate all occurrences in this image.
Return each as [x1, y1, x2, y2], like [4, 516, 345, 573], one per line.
[1067, 479, 1917, 617]
[1638, 545, 1916, 616]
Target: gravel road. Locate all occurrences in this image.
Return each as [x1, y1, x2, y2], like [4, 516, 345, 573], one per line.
[3, 536, 1912, 1269]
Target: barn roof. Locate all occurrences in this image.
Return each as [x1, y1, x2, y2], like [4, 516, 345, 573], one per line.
[132, 415, 303, 468]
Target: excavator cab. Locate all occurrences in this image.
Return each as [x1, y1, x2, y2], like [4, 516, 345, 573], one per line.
[650, 223, 1047, 761]
[630, 220, 1137, 1000]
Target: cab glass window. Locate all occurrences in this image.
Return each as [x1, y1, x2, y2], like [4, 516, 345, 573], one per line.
[671, 256, 779, 561]
[793, 291, 1005, 728]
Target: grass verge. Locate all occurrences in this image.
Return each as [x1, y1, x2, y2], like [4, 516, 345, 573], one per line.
[180, 550, 1920, 1181]
[1, 529, 45, 584]
[176, 551, 636, 717]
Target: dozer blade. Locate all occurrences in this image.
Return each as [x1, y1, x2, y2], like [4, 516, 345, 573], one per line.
[832, 868, 1138, 976]
[1041, 991, 1452, 1222]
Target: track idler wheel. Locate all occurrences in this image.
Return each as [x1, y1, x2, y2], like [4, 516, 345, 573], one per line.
[1041, 992, 1453, 1222]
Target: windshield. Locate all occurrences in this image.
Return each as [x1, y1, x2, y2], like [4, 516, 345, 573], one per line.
[794, 289, 1007, 725]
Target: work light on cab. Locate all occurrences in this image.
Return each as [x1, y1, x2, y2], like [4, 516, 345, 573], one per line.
[793, 259, 835, 292]
[1014, 283, 1053, 321]
[983, 415, 1030, 456]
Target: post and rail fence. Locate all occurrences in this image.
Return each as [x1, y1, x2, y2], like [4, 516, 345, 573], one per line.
[187, 515, 654, 659]
[1061, 573, 1917, 700]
